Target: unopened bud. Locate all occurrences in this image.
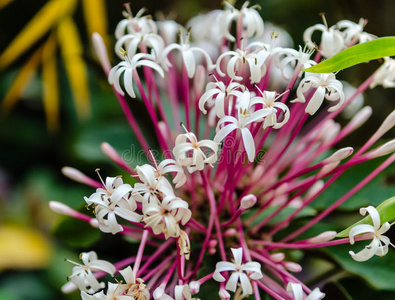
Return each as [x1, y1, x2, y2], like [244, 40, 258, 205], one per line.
[240, 194, 257, 209]
[49, 201, 77, 217]
[153, 287, 165, 299]
[101, 142, 122, 163]
[307, 231, 337, 243]
[367, 139, 395, 158]
[194, 65, 206, 96]
[347, 106, 372, 130]
[305, 180, 324, 199]
[318, 161, 339, 177]
[61, 282, 78, 294]
[223, 228, 238, 237]
[157, 121, 168, 141]
[61, 167, 100, 188]
[208, 240, 218, 248]
[376, 109, 395, 137]
[208, 248, 217, 255]
[284, 261, 302, 273]
[92, 33, 111, 74]
[90, 218, 100, 228]
[322, 123, 341, 144]
[189, 281, 200, 294]
[270, 253, 285, 262]
[323, 147, 353, 164]
[275, 183, 289, 197]
[219, 288, 231, 300]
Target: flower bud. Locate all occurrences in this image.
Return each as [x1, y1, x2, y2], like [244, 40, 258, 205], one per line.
[367, 139, 395, 158]
[49, 201, 76, 217]
[90, 218, 100, 228]
[189, 281, 200, 294]
[305, 180, 324, 199]
[317, 161, 339, 177]
[323, 147, 353, 164]
[219, 288, 231, 300]
[153, 287, 165, 299]
[307, 231, 337, 243]
[101, 142, 123, 164]
[376, 109, 395, 138]
[194, 66, 206, 96]
[284, 261, 302, 273]
[240, 194, 257, 209]
[92, 33, 111, 74]
[270, 253, 285, 262]
[209, 240, 218, 248]
[223, 228, 238, 237]
[61, 167, 100, 188]
[346, 106, 372, 130]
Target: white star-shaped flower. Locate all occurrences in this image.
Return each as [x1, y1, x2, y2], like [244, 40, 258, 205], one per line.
[294, 72, 345, 115]
[84, 176, 142, 234]
[160, 28, 214, 78]
[173, 128, 219, 173]
[213, 248, 263, 296]
[143, 195, 191, 239]
[214, 93, 275, 162]
[108, 53, 164, 98]
[349, 205, 394, 262]
[67, 251, 116, 293]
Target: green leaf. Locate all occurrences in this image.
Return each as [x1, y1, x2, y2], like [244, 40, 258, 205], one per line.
[324, 243, 395, 290]
[336, 196, 395, 237]
[244, 205, 316, 228]
[52, 217, 101, 248]
[303, 37, 395, 73]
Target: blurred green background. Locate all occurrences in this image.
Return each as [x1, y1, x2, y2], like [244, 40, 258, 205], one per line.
[0, 0, 394, 299]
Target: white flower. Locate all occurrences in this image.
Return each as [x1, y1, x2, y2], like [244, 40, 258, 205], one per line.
[115, 32, 165, 61]
[273, 45, 316, 80]
[115, 7, 157, 39]
[67, 251, 116, 293]
[349, 206, 394, 262]
[198, 79, 244, 118]
[160, 28, 215, 78]
[214, 96, 275, 162]
[156, 284, 199, 300]
[143, 195, 191, 239]
[109, 53, 164, 98]
[134, 163, 175, 199]
[253, 90, 290, 129]
[336, 18, 376, 45]
[173, 129, 219, 173]
[118, 266, 150, 299]
[213, 248, 263, 296]
[218, 1, 264, 42]
[294, 73, 345, 115]
[303, 21, 345, 58]
[100, 282, 134, 300]
[84, 176, 142, 234]
[216, 45, 266, 83]
[286, 283, 325, 300]
[370, 57, 395, 89]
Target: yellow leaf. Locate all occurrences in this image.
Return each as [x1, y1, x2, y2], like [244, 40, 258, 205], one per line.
[82, 0, 109, 50]
[1, 47, 42, 113]
[42, 34, 59, 132]
[0, 224, 52, 271]
[57, 17, 91, 119]
[0, 0, 77, 70]
[0, 0, 14, 10]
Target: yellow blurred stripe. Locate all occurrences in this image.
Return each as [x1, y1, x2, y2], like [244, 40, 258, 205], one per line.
[82, 0, 109, 48]
[0, 0, 14, 10]
[42, 35, 59, 132]
[57, 17, 90, 119]
[1, 48, 42, 113]
[0, 0, 77, 70]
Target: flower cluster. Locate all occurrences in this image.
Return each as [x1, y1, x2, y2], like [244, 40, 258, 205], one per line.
[51, 2, 395, 299]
